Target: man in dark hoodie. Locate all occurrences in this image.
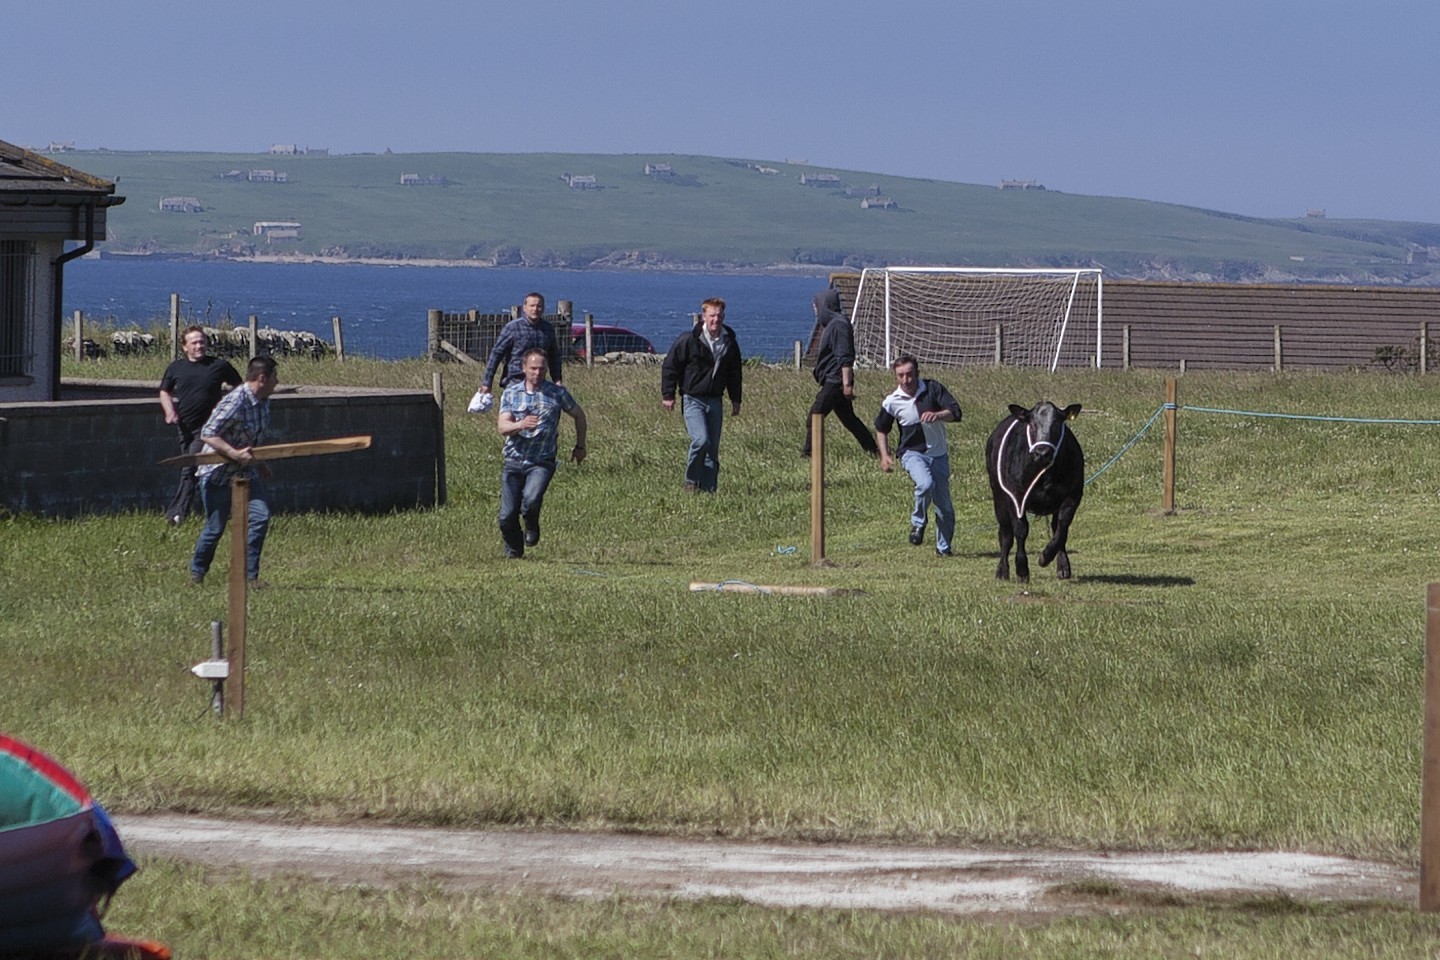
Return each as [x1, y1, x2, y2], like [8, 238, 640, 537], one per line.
[660, 297, 743, 493]
[802, 288, 880, 458]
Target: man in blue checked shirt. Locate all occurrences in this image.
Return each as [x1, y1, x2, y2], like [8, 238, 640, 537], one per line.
[189, 355, 279, 586]
[497, 347, 588, 559]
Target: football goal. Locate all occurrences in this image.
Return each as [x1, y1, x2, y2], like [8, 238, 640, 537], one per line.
[849, 267, 1104, 372]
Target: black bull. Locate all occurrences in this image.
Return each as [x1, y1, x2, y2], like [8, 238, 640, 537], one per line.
[985, 401, 1084, 582]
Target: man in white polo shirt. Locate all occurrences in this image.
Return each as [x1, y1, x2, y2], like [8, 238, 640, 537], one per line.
[874, 354, 963, 556]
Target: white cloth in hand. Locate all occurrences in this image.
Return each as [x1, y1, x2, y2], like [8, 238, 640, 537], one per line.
[467, 389, 493, 413]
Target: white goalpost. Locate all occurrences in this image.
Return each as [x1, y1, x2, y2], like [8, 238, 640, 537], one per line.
[849, 267, 1104, 372]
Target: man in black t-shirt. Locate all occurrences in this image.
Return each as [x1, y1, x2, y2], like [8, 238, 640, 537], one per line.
[159, 326, 242, 525]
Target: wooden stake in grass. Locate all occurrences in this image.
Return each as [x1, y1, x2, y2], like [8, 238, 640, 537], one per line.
[1422, 582, 1440, 911]
[1162, 378, 1178, 514]
[810, 412, 826, 565]
[228, 478, 250, 719]
[184, 436, 373, 720]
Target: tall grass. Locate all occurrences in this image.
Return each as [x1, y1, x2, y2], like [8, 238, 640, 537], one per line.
[7, 358, 1439, 865]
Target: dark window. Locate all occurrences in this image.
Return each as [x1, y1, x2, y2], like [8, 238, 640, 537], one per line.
[0, 240, 35, 377]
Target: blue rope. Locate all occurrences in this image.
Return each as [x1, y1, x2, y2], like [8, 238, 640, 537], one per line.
[1085, 404, 1166, 485]
[1085, 402, 1440, 488]
[1183, 405, 1440, 426]
[713, 580, 769, 594]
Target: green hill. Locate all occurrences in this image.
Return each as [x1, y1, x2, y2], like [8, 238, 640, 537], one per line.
[60, 149, 1440, 282]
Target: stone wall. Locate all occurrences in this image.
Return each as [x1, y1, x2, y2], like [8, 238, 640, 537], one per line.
[0, 380, 440, 518]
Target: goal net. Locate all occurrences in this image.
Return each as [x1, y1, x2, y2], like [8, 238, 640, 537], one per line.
[849, 267, 1103, 372]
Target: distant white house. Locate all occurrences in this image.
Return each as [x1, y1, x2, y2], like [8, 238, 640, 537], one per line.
[1000, 179, 1045, 191]
[799, 173, 842, 187]
[0, 138, 124, 401]
[159, 196, 202, 213]
[860, 196, 897, 210]
[563, 174, 598, 190]
[247, 169, 289, 183]
[253, 220, 302, 241]
[644, 163, 674, 177]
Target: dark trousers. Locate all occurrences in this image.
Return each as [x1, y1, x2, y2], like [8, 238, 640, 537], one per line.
[803, 381, 880, 456]
[164, 428, 203, 520]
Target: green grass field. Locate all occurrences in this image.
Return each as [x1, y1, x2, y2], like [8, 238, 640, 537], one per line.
[57, 149, 1437, 278]
[6, 356, 1440, 956]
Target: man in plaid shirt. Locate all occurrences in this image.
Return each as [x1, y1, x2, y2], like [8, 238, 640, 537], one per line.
[189, 355, 279, 586]
[475, 292, 565, 403]
[497, 348, 587, 558]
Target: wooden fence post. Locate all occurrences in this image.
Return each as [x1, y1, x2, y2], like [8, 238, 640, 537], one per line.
[1421, 322, 1429, 375]
[433, 371, 447, 507]
[584, 312, 594, 368]
[1423, 582, 1440, 910]
[994, 323, 1003, 367]
[72, 310, 83, 362]
[170, 293, 181, 359]
[1274, 326, 1283, 372]
[248, 315, 259, 358]
[427, 309, 441, 360]
[1162, 378, 1177, 515]
[332, 316, 345, 362]
[794, 340, 802, 371]
[1123, 324, 1131, 370]
[810, 412, 826, 565]
[228, 478, 250, 720]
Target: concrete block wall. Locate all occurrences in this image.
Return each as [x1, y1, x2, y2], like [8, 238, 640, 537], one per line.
[0, 381, 439, 518]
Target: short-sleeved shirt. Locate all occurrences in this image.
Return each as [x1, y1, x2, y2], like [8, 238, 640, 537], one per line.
[196, 382, 270, 483]
[499, 380, 576, 464]
[875, 379, 962, 458]
[160, 355, 242, 431]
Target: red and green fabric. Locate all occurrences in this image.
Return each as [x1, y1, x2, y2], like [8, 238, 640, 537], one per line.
[0, 734, 137, 955]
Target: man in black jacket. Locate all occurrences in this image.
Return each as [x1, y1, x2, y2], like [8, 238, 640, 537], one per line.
[802, 288, 880, 458]
[660, 298, 743, 493]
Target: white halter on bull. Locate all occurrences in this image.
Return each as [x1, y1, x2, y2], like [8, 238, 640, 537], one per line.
[994, 418, 1069, 519]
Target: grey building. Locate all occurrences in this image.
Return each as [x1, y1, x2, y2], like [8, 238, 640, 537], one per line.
[0, 139, 124, 402]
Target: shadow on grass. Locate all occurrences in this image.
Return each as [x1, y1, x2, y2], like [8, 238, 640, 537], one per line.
[1079, 573, 1195, 587]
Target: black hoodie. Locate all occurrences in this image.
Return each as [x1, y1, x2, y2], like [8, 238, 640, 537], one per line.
[812, 288, 857, 385]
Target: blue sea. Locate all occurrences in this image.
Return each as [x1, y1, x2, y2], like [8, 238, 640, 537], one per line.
[62, 258, 827, 362]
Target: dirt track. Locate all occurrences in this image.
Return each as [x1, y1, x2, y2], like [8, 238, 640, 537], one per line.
[116, 815, 1417, 917]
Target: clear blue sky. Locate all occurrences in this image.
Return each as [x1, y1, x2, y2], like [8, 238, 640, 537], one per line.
[8, 0, 1436, 223]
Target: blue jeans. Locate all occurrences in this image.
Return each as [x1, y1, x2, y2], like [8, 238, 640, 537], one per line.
[681, 394, 725, 492]
[498, 458, 556, 557]
[191, 475, 271, 580]
[901, 451, 954, 552]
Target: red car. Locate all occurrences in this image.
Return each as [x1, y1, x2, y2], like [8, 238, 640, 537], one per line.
[570, 324, 656, 360]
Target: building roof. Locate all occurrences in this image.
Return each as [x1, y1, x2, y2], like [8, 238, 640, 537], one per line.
[0, 138, 124, 204]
